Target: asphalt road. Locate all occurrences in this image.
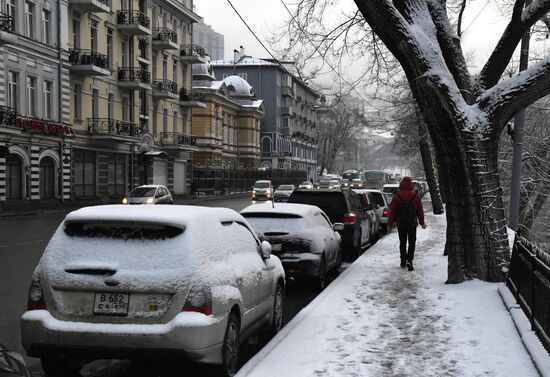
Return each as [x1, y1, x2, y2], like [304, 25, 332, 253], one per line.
[0, 197, 353, 377]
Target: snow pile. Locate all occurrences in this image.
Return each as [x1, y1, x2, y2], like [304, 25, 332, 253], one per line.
[238, 212, 538, 377]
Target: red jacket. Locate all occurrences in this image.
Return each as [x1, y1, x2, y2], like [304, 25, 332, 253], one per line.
[388, 177, 425, 228]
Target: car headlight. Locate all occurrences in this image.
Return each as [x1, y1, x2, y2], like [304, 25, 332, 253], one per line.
[146, 197, 154, 204]
[122, 197, 128, 204]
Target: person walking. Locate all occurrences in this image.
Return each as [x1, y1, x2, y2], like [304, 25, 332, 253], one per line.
[387, 176, 426, 271]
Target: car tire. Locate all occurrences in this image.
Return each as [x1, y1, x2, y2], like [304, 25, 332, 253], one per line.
[270, 283, 284, 335]
[41, 355, 82, 377]
[218, 312, 240, 377]
[335, 248, 343, 273]
[316, 256, 327, 290]
[353, 231, 362, 260]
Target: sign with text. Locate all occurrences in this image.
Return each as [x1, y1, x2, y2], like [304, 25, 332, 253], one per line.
[15, 116, 73, 137]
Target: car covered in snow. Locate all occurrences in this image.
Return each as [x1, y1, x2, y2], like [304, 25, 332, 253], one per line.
[273, 184, 295, 202]
[21, 205, 285, 377]
[122, 184, 174, 204]
[365, 189, 391, 233]
[353, 189, 381, 244]
[382, 183, 400, 195]
[241, 203, 343, 289]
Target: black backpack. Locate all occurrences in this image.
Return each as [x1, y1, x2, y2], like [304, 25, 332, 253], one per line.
[395, 193, 417, 227]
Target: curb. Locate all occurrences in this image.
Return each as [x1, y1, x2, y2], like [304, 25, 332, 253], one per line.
[497, 285, 550, 377]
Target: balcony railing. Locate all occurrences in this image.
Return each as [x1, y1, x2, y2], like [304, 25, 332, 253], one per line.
[88, 118, 140, 137]
[117, 10, 150, 29]
[118, 67, 150, 84]
[179, 87, 204, 102]
[180, 44, 206, 58]
[0, 105, 16, 126]
[152, 27, 177, 43]
[0, 12, 15, 33]
[152, 79, 178, 94]
[160, 132, 196, 146]
[69, 49, 109, 69]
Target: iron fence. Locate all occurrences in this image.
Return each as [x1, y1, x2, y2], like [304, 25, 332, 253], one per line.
[69, 49, 109, 69]
[117, 10, 150, 29]
[0, 12, 15, 33]
[88, 118, 140, 137]
[152, 27, 177, 43]
[507, 233, 550, 354]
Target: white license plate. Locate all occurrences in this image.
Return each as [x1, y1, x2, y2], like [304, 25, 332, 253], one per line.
[93, 292, 129, 316]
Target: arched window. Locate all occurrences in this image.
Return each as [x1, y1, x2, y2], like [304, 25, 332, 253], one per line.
[261, 137, 271, 153]
[39, 156, 56, 199]
[6, 154, 23, 199]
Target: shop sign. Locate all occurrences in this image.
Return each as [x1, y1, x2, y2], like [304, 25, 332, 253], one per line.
[15, 116, 73, 137]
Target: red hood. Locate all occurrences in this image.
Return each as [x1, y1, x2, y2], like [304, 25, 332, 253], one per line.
[399, 177, 413, 191]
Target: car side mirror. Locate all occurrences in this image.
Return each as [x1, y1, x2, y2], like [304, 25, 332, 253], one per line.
[260, 240, 271, 260]
[333, 223, 344, 232]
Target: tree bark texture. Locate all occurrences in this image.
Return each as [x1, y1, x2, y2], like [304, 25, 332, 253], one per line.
[417, 116, 444, 215]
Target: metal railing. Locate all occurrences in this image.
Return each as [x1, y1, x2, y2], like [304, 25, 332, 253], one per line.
[179, 87, 204, 102]
[0, 105, 16, 126]
[160, 132, 196, 145]
[69, 49, 109, 69]
[117, 10, 150, 29]
[88, 118, 140, 137]
[152, 27, 177, 43]
[152, 79, 178, 94]
[507, 233, 550, 354]
[180, 44, 206, 58]
[118, 67, 150, 84]
[0, 12, 15, 33]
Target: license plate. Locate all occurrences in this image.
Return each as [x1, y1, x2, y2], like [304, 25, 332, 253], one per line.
[93, 292, 129, 316]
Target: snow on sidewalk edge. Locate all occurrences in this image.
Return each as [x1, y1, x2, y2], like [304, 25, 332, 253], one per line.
[497, 285, 550, 377]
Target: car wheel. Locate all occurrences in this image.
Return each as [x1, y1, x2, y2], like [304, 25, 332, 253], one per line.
[270, 283, 284, 335]
[317, 256, 327, 290]
[219, 312, 240, 377]
[381, 224, 387, 234]
[353, 231, 362, 259]
[41, 355, 82, 377]
[335, 248, 343, 273]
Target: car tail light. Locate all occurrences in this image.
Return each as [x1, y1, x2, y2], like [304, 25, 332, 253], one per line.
[182, 287, 212, 316]
[383, 209, 390, 217]
[343, 213, 357, 224]
[27, 276, 46, 310]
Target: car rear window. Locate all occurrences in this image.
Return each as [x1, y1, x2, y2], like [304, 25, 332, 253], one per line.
[370, 192, 385, 206]
[288, 192, 347, 223]
[242, 213, 306, 235]
[64, 221, 184, 240]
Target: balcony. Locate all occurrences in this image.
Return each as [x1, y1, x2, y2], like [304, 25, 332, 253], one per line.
[281, 85, 295, 98]
[180, 44, 207, 64]
[70, 0, 109, 12]
[281, 106, 295, 117]
[152, 28, 178, 50]
[117, 10, 151, 36]
[88, 118, 140, 138]
[0, 105, 16, 126]
[152, 79, 178, 100]
[160, 132, 196, 146]
[0, 13, 16, 45]
[69, 49, 110, 76]
[118, 67, 151, 90]
[179, 88, 206, 109]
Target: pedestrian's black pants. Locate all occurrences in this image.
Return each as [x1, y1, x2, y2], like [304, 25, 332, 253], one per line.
[398, 226, 417, 262]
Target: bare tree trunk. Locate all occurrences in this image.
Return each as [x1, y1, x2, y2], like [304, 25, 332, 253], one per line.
[418, 118, 444, 215]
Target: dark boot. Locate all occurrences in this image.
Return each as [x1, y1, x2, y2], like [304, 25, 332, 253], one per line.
[407, 261, 414, 271]
[400, 259, 406, 268]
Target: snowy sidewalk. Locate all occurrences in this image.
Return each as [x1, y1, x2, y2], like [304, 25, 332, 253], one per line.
[237, 212, 539, 377]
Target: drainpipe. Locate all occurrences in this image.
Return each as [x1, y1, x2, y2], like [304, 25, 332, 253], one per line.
[57, 0, 64, 202]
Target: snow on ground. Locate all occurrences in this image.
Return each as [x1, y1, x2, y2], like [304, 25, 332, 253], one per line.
[237, 212, 539, 377]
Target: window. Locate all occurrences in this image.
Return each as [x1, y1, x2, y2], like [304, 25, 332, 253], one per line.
[42, 10, 50, 44]
[43, 81, 52, 120]
[172, 60, 177, 83]
[74, 83, 82, 120]
[72, 150, 96, 198]
[173, 111, 178, 132]
[108, 93, 114, 119]
[106, 28, 113, 67]
[162, 55, 168, 80]
[26, 76, 36, 116]
[139, 89, 147, 117]
[25, 1, 34, 38]
[108, 154, 126, 197]
[121, 39, 128, 67]
[72, 18, 80, 49]
[91, 20, 98, 51]
[122, 96, 129, 122]
[7, 71, 18, 112]
[92, 89, 99, 119]
[7, 0, 15, 27]
[152, 52, 157, 80]
[152, 104, 157, 135]
[163, 108, 168, 133]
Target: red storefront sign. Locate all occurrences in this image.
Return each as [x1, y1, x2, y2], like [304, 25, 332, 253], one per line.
[15, 117, 73, 136]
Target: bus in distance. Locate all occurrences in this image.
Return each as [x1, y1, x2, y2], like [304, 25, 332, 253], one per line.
[364, 170, 391, 189]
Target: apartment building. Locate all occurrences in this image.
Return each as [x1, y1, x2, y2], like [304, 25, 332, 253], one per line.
[0, 0, 71, 204]
[192, 61, 263, 170]
[193, 20, 223, 60]
[211, 49, 319, 180]
[67, 0, 205, 200]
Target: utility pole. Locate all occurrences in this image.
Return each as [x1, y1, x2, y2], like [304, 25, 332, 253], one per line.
[508, 1, 532, 231]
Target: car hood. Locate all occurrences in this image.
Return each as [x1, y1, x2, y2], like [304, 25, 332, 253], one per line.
[127, 196, 152, 204]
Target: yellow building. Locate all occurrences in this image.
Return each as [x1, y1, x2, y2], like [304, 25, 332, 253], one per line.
[67, 0, 205, 200]
[192, 63, 263, 170]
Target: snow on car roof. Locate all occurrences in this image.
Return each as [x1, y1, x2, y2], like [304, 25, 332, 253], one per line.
[383, 183, 399, 187]
[65, 204, 243, 228]
[241, 202, 321, 218]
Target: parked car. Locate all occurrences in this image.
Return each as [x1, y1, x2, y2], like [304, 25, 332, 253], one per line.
[298, 181, 314, 189]
[122, 185, 174, 204]
[273, 185, 295, 202]
[21, 205, 285, 377]
[351, 179, 365, 189]
[413, 180, 429, 196]
[241, 203, 344, 289]
[353, 190, 381, 244]
[317, 180, 335, 189]
[252, 180, 273, 201]
[365, 189, 391, 234]
[382, 183, 400, 195]
[287, 189, 372, 260]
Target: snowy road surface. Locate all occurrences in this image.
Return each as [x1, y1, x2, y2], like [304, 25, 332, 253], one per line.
[237, 212, 539, 377]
